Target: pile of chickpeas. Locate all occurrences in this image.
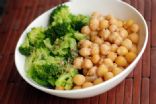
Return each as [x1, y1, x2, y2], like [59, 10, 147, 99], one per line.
[72, 12, 139, 90]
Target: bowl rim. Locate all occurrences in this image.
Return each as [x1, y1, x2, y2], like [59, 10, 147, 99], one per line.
[15, 0, 148, 94]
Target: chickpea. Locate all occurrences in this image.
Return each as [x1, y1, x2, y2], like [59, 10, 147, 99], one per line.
[82, 59, 93, 69]
[103, 58, 114, 67]
[111, 44, 118, 52]
[97, 64, 108, 77]
[128, 33, 139, 44]
[90, 34, 97, 42]
[109, 63, 118, 72]
[98, 56, 106, 65]
[99, 19, 109, 29]
[104, 72, 114, 80]
[73, 86, 81, 90]
[107, 52, 117, 61]
[104, 42, 111, 46]
[79, 40, 92, 48]
[124, 19, 134, 28]
[90, 31, 98, 36]
[85, 75, 97, 82]
[93, 78, 103, 85]
[109, 18, 118, 25]
[122, 39, 133, 50]
[131, 24, 139, 32]
[82, 82, 93, 88]
[109, 24, 118, 32]
[119, 28, 128, 39]
[126, 19, 134, 27]
[73, 57, 83, 69]
[89, 18, 100, 31]
[109, 32, 119, 43]
[55, 86, 64, 90]
[125, 52, 137, 63]
[79, 47, 91, 57]
[100, 44, 111, 55]
[98, 29, 110, 40]
[87, 66, 97, 76]
[81, 26, 91, 35]
[117, 46, 128, 56]
[115, 56, 128, 67]
[130, 44, 138, 53]
[105, 14, 114, 20]
[112, 67, 123, 75]
[91, 54, 100, 64]
[114, 35, 123, 45]
[117, 20, 123, 27]
[93, 36, 104, 45]
[91, 43, 100, 55]
[99, 16, 104, 21]
[73, 74, 86, 86]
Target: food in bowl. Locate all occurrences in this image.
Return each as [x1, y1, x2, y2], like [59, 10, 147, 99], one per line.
[19, 5, 139, 90]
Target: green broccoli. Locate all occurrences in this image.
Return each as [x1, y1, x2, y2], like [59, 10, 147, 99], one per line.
[45, 5, 89, 43]
[19, 36, 33, 56]
[19, 27, 46, 56]
[28, 27, 46, 47]
[55, 68, 78, 90]
[45, 22, 73, 43]
[46, 5, 74, 43]
[27, 48, 66, 87]
[49, 5, 71, 25]
[19, 5, 91, 89]
[43, 38, 53, 50]
[74, 32, 88, 41]
[50, 34, 77, 57]
[71, 14, 89, 31]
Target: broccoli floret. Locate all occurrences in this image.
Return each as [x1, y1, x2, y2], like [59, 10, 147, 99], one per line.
[68, 67, 78, 77]
[28, 27, 46, 47]
[32, 60, 65, 86]
[71, 14, 89, 31]
[19, 36, 33, 56]
[50, 38, 69, 56]
[55, 68, 78, 90]
[19, 27, 46, 56]
[49, 5, 71, 25]
[45, 22, 73, 43]
[74, 32, 88, 41]
[21, 5, 91, 89]
[46, 5, 89, 43]
[55, 73, 73, 90]
[46, 5, 74, 43]
[26, 48, 66, 87]
[43, 38, 53, 50]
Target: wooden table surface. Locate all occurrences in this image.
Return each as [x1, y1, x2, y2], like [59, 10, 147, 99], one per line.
[0, 0, 155, 104]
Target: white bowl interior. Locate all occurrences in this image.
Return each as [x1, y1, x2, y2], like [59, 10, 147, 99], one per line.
[15, 0, 148, 98]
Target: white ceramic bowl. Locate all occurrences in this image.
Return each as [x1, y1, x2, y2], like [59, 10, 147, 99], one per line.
[15, 0, 148, 98]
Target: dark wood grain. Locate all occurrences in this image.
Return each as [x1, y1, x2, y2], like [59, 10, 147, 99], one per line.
[107, 88, 116, 104]
[141, 78, 149, 104]
[133, 60, 142, 104]
[124, 79, 133, 104]
[144, 0, 151, 21]
[0, 0, 153, 104]
[151, 0, 156, 47]
[142, 21, 151, 77]
[115, 81, 125, 104]
[150, 48, 156, 104]
[99, 93, 107, 104]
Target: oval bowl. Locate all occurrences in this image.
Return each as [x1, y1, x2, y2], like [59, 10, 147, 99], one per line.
[15, 0, 148, 98]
